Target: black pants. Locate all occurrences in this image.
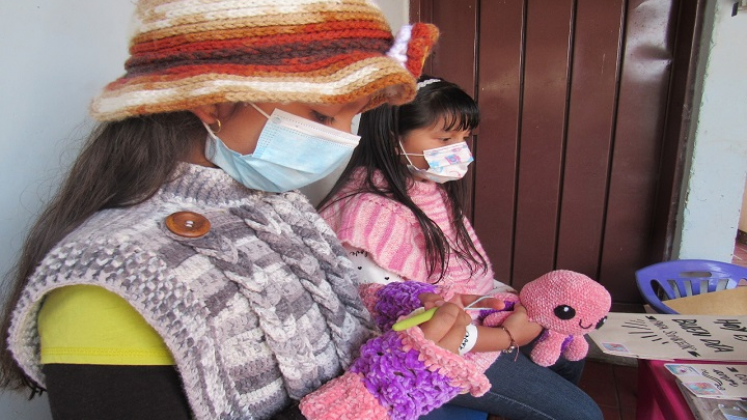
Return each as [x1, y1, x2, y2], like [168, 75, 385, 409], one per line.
[43, 364, 305, 420]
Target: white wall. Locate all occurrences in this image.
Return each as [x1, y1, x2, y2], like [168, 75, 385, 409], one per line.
[0, 1, 136, 418]
[376, 0, 410, 32]
[741, 179, 747, 232]
[674, 0, 747, 261]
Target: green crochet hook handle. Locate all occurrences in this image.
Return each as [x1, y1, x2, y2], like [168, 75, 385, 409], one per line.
[391, 307, 438, 331]
[390, 293, 499, 331]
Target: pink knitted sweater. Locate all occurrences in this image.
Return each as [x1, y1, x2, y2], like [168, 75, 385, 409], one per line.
[321, 169, 494, 296]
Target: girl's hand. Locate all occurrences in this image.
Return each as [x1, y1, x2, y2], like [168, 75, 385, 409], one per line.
[501, 304, 543, 346]
[415, 293, 475, 353]
[417, 301, 473, 353]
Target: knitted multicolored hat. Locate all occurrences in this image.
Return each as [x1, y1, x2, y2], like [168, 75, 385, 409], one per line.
[90, 0, 439, 121]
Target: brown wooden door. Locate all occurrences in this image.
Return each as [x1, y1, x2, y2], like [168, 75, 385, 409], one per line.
[410, 0, 703, 309]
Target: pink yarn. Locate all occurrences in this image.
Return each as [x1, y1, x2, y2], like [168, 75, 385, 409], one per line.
[299, 326, 492, 420]
[299, 371, 389, 420]
[464, 350, 502, 374]
[359, 283, 385, 316]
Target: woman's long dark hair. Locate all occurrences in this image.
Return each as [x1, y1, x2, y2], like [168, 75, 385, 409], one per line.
[318, 75, 488, 282]
[0, 111, 204, 391]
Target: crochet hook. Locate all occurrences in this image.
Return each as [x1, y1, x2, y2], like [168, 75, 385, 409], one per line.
[391, 294, 496, 331]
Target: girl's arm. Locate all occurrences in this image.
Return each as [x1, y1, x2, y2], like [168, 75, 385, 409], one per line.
[437, 292, 543, 354]
[472, 305, 543, 353]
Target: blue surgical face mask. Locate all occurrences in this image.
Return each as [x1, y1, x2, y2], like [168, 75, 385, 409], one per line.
[204, 104, 360, 193]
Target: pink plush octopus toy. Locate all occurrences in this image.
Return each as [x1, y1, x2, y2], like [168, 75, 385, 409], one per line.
[486, 270, 611, 367]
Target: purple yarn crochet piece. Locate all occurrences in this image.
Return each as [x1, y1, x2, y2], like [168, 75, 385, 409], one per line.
[477, 300, 516, 321]
[350, 331, 461, 420]
[535, 329, 573, 353]
[374, 282, 437, 331]
[561, 334, 574, 353]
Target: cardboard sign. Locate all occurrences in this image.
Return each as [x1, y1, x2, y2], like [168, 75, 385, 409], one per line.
[588, 312, 747, 361]
[665, 287, 747, 316]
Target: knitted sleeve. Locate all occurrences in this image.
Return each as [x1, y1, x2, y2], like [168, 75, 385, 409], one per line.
[298, 327, 490, 420]
[299, 281, 489, 419]
[359, 282, 505, 386]
[359, 281, 439, 332]
[357, 280, 506, 374]
[321, 193, 431, 282]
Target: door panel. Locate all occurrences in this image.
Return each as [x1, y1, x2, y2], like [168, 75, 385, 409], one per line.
[473, 1, 524, 284]
[600, 0, 677, 303]
[411, 0, 699, 306]
[412, 0, 479, 95]
[557, 0, 623, 277]
[512, 0, 573, 286]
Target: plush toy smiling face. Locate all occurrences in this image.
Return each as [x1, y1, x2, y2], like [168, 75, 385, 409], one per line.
[520, 270, 611, 336]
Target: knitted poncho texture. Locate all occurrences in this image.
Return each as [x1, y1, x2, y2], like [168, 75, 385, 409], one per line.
[8, 164, 376, 420]
[320, 169, 495, 296]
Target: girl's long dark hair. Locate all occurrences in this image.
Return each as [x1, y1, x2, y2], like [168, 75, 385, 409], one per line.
[319, 75, 488, 282]
[0, 111, 204, 391]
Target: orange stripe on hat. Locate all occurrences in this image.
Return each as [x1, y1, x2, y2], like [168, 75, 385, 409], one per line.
[91, 0, 439, 121]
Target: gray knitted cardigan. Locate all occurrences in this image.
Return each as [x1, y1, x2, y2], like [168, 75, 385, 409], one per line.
[8, 164, 376, 420]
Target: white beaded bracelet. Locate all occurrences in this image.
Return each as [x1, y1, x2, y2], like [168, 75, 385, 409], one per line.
[458, 324, 479, 355]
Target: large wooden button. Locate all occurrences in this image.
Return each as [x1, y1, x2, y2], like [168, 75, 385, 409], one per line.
[165, 211, 211, 238]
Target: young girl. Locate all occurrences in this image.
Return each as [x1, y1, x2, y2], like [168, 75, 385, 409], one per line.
[319, 76, 604, 420]
[0, 3, 494, 419]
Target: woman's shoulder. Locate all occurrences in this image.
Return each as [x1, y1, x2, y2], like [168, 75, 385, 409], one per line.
[37, 199, 223, 282]
[63, 200, 187, 249]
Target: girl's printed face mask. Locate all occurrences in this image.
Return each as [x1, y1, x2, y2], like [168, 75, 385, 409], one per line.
[204, 104, 360, 193]
[401, 141, 474, 183]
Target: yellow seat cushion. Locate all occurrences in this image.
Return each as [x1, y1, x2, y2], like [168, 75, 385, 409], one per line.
[38, 285, 174, 365]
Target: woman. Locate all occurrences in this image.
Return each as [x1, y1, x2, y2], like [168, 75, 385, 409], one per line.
[0, 2, 494, 419]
